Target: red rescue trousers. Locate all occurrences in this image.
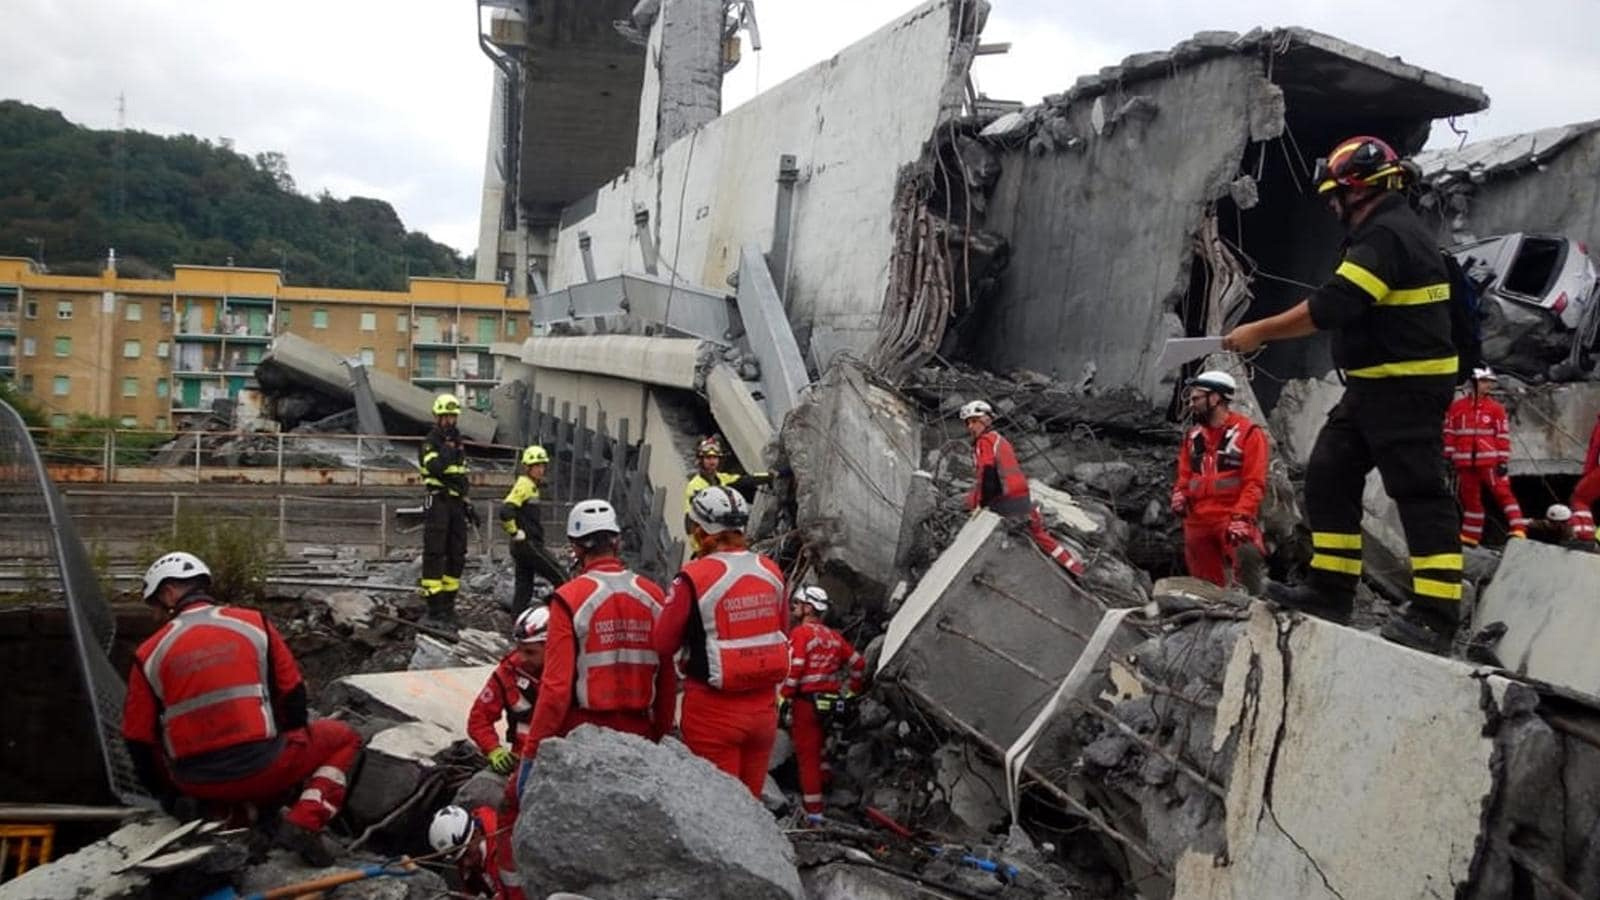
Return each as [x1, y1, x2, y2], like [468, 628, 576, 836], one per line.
[790, 698, 829, 814]
[1021, 509, 1084, 575]
[175, 720, 360, 832]
[496, 710, 653, 900]
[1182, 518, 1262, 588]
[679, 681, 777, 798]
[1572, 469, 1600, 541]
[1456, 466, 1527, 545]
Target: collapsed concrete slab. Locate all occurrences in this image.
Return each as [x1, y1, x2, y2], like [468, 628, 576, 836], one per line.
[1477, 538, 1600, 696]
[331, 665, 491, 740]
[256, 332, 496, 442]
[513, 725, 803, 899]
[1502, 382, 1600, 477]
[782, 363, 920, 602]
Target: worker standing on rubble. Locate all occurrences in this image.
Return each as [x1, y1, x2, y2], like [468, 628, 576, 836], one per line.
[781, 586, 866, 824]
[419, 393, 474, 633]
[1223, 136, 1463, 653]
[498, 444, 567, 613]
[1170, 371, 1269, 591]
[683, 436, 777, 556]
[1445, 368, 1528, 544]
[654, 486, 791, 797]
[429, 804, 507, 899]
[122, 552, 362, 867]
[467, 606, 548, 779]
[1568, 411, 1600, 543]
[497, 499, 666, 900]
[961, 400, 1086, 576]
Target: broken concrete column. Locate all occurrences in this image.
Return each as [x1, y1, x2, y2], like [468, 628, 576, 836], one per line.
[513, 725, 803, 899]
[648, 0, 726, 157]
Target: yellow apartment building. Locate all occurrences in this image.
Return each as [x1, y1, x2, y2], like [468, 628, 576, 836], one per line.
[0, 258, 523, 429]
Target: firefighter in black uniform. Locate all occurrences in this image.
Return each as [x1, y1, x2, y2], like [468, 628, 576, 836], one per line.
[498, 444, 568, 613]
[419, 393, 474, 632]
[1223, 136, 1463, 654]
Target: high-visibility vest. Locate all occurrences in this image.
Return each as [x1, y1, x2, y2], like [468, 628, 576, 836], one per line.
[556, 567, 664, 712]
[137, 604, 277, 760]
[679, 550, 789, 692]
[782, 622, 866, 697]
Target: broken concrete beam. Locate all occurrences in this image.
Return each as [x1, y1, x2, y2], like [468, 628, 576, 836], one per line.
[1172, 604, 1504, 898]
[705, 362, 776, 471]
[880, 511, 1142, 751]
[514, 725, 803, 899]
[782, 362, 920, 601]
[1476, 539, 1600, 697]
[522, 334, 701, 390]
[735, 244, 811, 428]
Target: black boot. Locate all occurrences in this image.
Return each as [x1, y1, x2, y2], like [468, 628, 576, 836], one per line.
[1380, 597, 1459, 656]
[275, 818, 335, 868]
[420, 594, 459, 638]
[1264, 581, 1353, 625]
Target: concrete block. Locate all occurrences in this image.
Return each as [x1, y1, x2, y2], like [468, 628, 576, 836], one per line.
[1477, 539, 1600, 696]
[880, 512, 1141, 750]
[1266, 374, 1342, 468]
[1174, 604, 1500, 899]
[782, 363, 920, 597]
[514, 726, 802, 899]
[1504, 383, 1600, 476]
[333, 665, 493, 735]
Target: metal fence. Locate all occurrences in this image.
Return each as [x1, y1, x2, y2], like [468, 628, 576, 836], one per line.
[0, 402, 151, 807]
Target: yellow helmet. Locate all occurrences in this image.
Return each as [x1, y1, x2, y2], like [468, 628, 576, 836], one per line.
[432, 393, 462, 416]
[521, 444, 550, 466]
[696, 436, 726, 458]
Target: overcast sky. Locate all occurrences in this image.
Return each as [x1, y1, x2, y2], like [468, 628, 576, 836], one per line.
[4, 0, 1598, 256]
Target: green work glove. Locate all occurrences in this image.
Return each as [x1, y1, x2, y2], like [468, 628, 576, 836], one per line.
[487, 746, 516, 774]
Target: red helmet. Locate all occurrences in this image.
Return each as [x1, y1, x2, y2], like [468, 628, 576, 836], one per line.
[1313, 136, 1404, 194]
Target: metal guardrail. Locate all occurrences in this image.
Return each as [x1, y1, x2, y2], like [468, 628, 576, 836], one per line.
[0, 402, 152, 807]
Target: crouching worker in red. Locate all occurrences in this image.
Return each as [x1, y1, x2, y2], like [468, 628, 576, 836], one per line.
[498, 499, 666, 900]
[1171, 371, 1269, 591]
[781, 586, 866, 824]
[430, 805, 507, 899]
[468, 606, 549, 777]
[122, 552, 361, 867]
[654, 486, 791, 797]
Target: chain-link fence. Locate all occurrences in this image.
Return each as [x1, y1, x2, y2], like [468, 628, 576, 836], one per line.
[0, 401, 152, 806]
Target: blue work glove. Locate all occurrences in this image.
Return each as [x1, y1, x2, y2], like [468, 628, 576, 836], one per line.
[515, 758, 534, 797]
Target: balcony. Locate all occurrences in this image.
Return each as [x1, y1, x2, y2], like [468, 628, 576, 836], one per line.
[0, 354, 15, 370]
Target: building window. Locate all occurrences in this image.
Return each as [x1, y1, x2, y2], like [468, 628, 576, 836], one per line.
[56, 300, 73, 320]
[156, 378, 169, 398]
[22, 337, 35, 357]
[506, 318, 517, 337]
[52, 375, 69, 396]
[126, 301, 143, 322]
[396, 313, 409, 332]
[160, 302, 172, 323]
[360, 312, 376, 331]
[156, 341, 169, 359]
[279, 309, 291, 330]
[25, 300, 38, 319]
[54, 336, 70, 357]
[396, 349, 408, 368]
[155, 416, 168, 431]
[123, 339, 141, 359]
[20, 374, 32, 393]
[121, 377, 138, 397]
[359, 347, 375, 366]
[50, 413, 67, 428]
[119, 416, 137, 428]
[312, 309, 329, 329]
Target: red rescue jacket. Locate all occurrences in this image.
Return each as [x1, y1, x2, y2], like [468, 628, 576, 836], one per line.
[967, 430, 1031, 516]
[670, 550, 790, 693]
[1584, 414, 1600, 478]
[123, 599, 300, 762]
[1176, 411, 1268, 524]
[781, 621, 866, 700]
[468, 652, 541, 756]
[1444, 395, 1511, 469]
[457, 805, 506, 899]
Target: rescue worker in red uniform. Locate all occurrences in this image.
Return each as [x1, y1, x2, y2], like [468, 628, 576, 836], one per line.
[1570, 412, 1600, 543]
[467, 606, 549, 776]
[1170, 371, 1269, 590]
[498, 499, 666, 900]
[122, 552, 361, 867]
[780, 586, 866, 824]
[1444, 368, 1527, 544]
[430, 804, 507, 899]
[653, 485, 791, 797]
[961, 400, 1086, 576]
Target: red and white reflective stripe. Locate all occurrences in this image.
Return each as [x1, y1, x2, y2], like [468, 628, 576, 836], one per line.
[298, 786, 338, 816]
[696, 553, 786, 690]
[570, 568, 662, 709]
[312, 765, 347, 787]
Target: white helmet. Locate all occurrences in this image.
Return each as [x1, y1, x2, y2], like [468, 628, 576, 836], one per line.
[958, 400, 993, 422]
[567, 499, 620, 539]
[513, 605, 551, 644]
[794, 585, 829, 613]
[688, 485, 749, 534]
[1187, 370, 1237, 398]
[1548, 503, 1573, 523]
[141, 551, 212, 603]
[428, 806, 474, 856]
[1472, 366, 1498, 382]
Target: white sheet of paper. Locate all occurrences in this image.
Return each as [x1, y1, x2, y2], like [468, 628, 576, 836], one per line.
[1155, 336, 1225, 372]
